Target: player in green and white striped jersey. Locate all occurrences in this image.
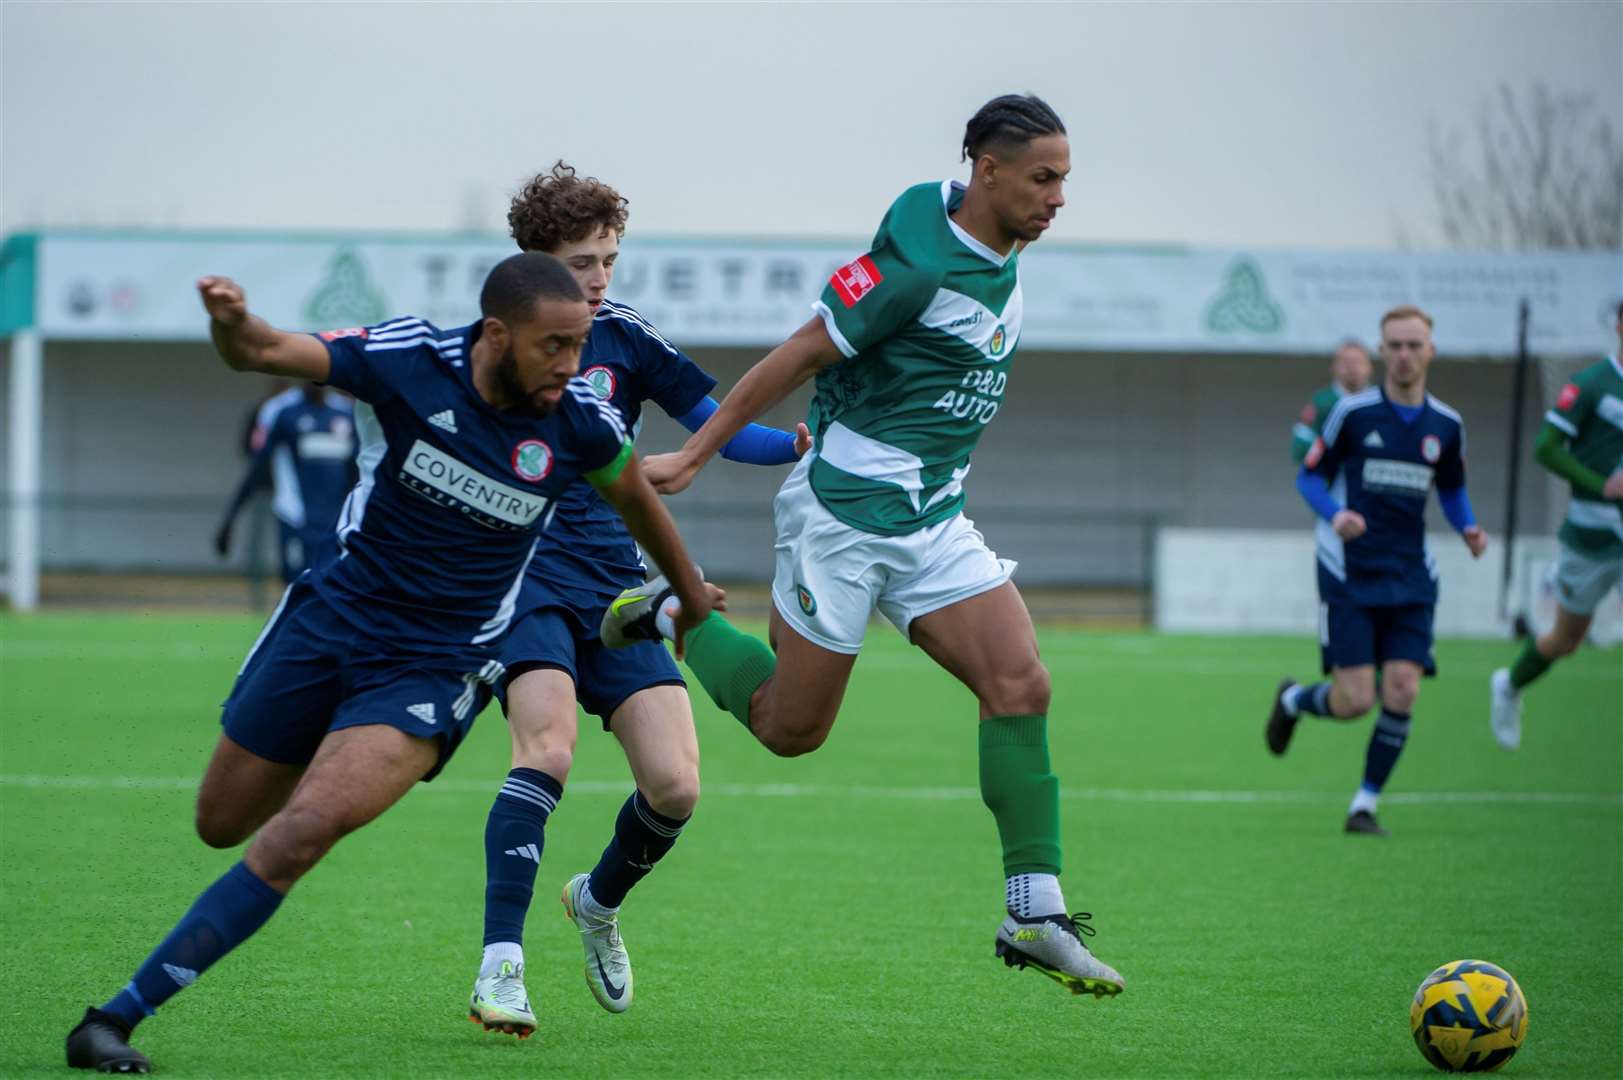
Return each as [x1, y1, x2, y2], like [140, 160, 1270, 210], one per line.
[1290, 339, 1371, 464]
[1491, 302, 1623, 749]
[606, 94, 1124, 999]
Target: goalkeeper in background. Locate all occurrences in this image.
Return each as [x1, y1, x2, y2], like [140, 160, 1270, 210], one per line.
[1490, 300, 1623, 749]
[1291, 339, 1371, 463]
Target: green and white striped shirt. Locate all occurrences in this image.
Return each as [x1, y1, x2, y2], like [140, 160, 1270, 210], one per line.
[809, 180, 1022, 536]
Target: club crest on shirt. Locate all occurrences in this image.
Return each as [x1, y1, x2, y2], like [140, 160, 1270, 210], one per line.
[1556, 382, 1581, 411]
[581, 366, 618, 400]
[1421, 434, 1441, 463]
[511, 439, 554, 482]
[989, 324, 1007, 357]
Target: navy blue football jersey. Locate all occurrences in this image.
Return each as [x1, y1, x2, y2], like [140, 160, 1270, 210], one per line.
[520, 299, 717, 608]
[314, 316, 631, 649]
[254, 395, 357, 533]
[1306, 387, 1468, 607]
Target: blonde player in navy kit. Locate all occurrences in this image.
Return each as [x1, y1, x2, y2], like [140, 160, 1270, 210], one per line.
[1267, 305, 1488, 836]
[64, 254, 720, 1074]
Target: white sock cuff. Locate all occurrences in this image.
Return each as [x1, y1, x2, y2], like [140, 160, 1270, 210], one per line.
[654, 597, 681, 642]
[481, 941, 524, 977]
[1006, 872, 1066, 919]
[580, 878, 618, 918]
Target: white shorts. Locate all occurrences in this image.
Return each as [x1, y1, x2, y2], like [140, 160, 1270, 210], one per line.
[770, 455, 1017, 654]
[1554, 542, 1623, 617]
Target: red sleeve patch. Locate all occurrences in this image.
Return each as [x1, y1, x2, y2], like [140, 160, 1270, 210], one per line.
[829, 255, 884, 309]
[1299, 402, 1316, 424]
[1304, 438, 1325, 468]
[318, 327, 368, 342]
[1555, 382, 1581, 411]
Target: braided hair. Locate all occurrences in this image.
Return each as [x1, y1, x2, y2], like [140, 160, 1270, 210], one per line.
[961, 94, 1066, 162]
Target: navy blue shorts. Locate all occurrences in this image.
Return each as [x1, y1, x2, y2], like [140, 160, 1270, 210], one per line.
[498, 603, 685, 730]
[222, 580, 502, 780]
[277, 524, 341, 585]
[1319, 601, 1437, 676]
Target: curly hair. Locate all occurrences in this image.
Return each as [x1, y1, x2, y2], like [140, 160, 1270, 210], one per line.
[508, 161, 629, 253]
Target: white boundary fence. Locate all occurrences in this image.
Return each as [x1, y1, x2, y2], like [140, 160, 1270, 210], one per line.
[1155, 527, 1623, 642]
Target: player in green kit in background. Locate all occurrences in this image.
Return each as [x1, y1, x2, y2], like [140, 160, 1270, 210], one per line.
[1490, 301, 1623, 748]
[606, 93, 1124, 998]
[1291, 339, 1372, 463]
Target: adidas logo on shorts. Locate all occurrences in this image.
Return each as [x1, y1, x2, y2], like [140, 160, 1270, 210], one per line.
[406, 702, 438, 724]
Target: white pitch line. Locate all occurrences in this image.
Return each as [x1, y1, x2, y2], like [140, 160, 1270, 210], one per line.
[5, 640, 1620, 683]
[1, 774, 1617, 808]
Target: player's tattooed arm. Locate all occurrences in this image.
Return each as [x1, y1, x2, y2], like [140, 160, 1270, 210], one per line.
[197, 276, 332, 381]
[593, 451, 725, 657]
[643, 317, 844, 494]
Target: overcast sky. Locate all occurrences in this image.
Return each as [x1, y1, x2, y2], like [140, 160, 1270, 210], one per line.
[4, 1, 1620, 251]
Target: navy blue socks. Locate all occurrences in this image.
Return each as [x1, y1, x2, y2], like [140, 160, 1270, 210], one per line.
[482, 768, 562, 947]
[1360, 708, 1412, 799]
[586, 790, 687, 910]
[1288, 681, 1336, 717]
[103, 861, 283, 1029]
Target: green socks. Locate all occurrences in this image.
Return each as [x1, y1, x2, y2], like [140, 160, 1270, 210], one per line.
[978, 714, 1062, 877]
[1509, 638, 1552, 691]
[680, 612, 776, 729]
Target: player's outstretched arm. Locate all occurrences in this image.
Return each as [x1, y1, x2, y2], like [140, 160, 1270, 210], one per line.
[643, 317, 844, 494]
[197, 276, 331, 381]
[1532, 424, 1612, 500]
[669, 396, 812, 466]
[593, 452, 724, 657]
[214, 449, 272, 556]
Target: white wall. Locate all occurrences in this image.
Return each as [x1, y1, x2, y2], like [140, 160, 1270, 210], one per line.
[1155, 527, 1623, 641]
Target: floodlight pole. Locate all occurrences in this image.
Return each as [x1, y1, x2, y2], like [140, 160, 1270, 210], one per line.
[7, 329, 43, 611]
[1499, 299, 1531, 625]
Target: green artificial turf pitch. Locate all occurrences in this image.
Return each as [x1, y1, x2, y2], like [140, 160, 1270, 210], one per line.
[2, 613, 1619, 1077]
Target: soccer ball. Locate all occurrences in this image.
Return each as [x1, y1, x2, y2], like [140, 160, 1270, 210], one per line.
[1410, 960, 1529, 1072]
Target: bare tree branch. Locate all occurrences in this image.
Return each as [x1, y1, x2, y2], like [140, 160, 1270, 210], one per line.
[1427, 81, 1623, 250]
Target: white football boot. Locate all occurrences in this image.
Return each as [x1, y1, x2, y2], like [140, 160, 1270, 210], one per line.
[1489, 668, 1522, 751]
[995, 911, 1125, 998]
[468, 959, 536, 1039]
[562, 873, 633, 1013]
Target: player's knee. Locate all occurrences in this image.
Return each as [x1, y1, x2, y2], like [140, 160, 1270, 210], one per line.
[509, 724, 575, 780]
[194, 807, 251, 850]
[514, 742, 573, 782]
[252, 804, 343, 883]
[757, 718, 830, 758]
[643, 769, 700, 820]
[1382, 681, 1419, 714]
[1544, 631, 1582, 658]
[1336, 685, 1377, 718]
[979, 660, 1051, 717]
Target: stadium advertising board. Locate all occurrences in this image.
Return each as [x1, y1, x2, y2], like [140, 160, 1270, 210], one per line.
[23, 233, 1622, 356]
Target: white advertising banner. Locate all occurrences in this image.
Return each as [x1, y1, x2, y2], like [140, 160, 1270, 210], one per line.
[30, 233, 1623, 356]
